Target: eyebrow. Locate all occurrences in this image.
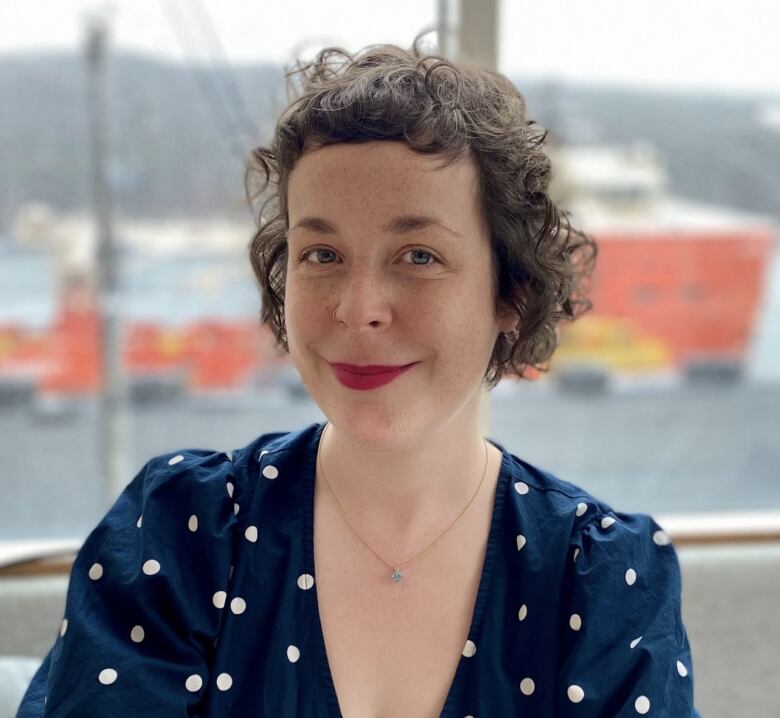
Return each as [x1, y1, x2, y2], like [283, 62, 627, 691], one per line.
[288, 214, 462, 238]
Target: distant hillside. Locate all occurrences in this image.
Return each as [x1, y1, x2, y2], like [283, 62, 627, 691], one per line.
[0, 51, 285, 227]
[1, 50, 779, 231]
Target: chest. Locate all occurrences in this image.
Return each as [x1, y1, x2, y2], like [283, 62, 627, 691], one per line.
[312, 491, 494, 718]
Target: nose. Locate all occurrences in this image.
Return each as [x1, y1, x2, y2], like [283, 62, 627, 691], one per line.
[332, 267, 393, 331]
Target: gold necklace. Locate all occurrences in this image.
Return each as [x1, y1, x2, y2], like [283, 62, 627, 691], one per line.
[316, 422, 489, 583]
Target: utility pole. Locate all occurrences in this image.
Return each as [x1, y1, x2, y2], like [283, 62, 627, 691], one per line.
[85, 11, 131, 505]
[454, 0, 499, 72]
[437, 0, 500, 437]
[437, 0, 459, 59]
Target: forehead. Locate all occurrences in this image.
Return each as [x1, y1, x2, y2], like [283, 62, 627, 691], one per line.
[287, 140, 482, 224]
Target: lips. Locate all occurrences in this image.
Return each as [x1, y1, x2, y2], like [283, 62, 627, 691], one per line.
[329, 361, 418, 390]
[329, 362, 415, 375]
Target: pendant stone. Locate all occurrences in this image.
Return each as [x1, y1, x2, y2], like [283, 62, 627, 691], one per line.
[391, 568, 404, 583]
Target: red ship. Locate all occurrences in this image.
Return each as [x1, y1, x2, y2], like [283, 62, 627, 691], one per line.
[0, 143, 775, 397]
[547, 143, 776, 382]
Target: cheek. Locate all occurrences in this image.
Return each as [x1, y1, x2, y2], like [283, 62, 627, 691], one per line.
[446, 287, 499, 356]
[284, 279, 323, 327]
[424, 303, 491, 361]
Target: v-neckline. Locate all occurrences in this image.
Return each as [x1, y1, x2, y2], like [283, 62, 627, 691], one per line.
[302, 421, 512, 718]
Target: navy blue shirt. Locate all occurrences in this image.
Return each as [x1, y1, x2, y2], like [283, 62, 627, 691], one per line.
[18, 420, 702, 716]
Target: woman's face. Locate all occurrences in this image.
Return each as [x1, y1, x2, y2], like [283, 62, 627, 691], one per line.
[284, 139, 518, 445]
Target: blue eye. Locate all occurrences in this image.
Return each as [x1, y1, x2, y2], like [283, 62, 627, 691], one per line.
[300, 248, 338, 265]
[299, 248, 441, 269]
[403, 249, 441, 268]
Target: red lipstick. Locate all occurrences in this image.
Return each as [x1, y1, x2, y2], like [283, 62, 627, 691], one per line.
[329, 362, 417, 390]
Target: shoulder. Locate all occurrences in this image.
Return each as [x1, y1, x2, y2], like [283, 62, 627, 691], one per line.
[133, 422, 319, 504]
[500, 448, 687, 630]
[127, 447, 236, 519]
[229, 421, 325, 479]
[232, 421, 323, 462]
[139, 448, 234, 489]
[500, 449, 672, 556]
[123, 423, 323, 521]
[189, 421, 326, 514]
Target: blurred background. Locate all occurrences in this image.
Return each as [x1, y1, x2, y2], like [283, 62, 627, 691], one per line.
[0, 1, 778, 714]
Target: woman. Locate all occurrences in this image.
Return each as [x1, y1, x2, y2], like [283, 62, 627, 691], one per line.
[18, 36, 701, 717]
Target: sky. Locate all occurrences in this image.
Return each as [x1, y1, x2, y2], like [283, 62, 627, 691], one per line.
[1, 0, 779, 95]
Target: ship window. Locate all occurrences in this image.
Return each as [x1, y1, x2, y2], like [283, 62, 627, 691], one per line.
[682, 283, 705, 301]
[633, 285, 658, 303]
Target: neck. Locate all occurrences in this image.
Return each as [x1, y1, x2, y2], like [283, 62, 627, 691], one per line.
[315, 416, 500, 546]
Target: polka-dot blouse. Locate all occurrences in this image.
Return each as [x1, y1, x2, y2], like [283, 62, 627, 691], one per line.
[17, 421, 702, 717]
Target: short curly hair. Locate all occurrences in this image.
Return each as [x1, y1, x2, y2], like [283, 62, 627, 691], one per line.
[245, 31, 597, 389]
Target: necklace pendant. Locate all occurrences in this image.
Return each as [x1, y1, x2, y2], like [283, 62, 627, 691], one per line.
[391, 568, 404, 583]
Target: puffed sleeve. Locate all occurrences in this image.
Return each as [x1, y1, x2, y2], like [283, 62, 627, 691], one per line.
[16, 449, 237, 717]
[556, 510, 703, 717]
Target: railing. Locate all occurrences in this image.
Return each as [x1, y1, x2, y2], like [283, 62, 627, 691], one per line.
[655, 511, 780, 545]
[0, 540, 82, 577]
[2, 511, 780, 577]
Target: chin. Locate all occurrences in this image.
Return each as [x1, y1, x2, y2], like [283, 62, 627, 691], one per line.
[325, 406, 431, 447]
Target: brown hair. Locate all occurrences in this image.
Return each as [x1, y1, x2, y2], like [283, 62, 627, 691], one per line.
[244, 31, 597, 389]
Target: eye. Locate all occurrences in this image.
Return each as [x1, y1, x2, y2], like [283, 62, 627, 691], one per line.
[402, 248, 441, 269]
[299, 248, 338, 265]
[298, 247, 442, 269]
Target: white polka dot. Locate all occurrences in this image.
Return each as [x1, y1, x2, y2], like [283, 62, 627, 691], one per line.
[677, 660, 689, 677]
[185, 674, 203, 692]
[230, 597, 246, 614]
[136, 515, 142, 528]
[262, 465, 279, 479]
[188, 514, 198, 532]
[625, 568, 637, 586]
[520, 677, 535, 695]
[601, 516, 616, 529]
[567, 684, 585, 703]
[514, 481, 529, 495]
[60, 618, 68, 636]
[653, 530, 670, 546]
[518, 604, 528, 621]
[635, 695, 651, 714]
[213, 591, 227, 609]
[143, 559, 161, 575]
[462, 639, 477, 657]
[245, 525, 258, 542]
[216, 672, 233, 691]
[287, 645, 301, 663]
[516, 534, 527, 551]
[226, 482, 234, 498]
[88, 562, 103, 580]
[630, 636, 643, 648]
[569, 613, 582, 631]
[573, 548, 580, 562]
[576, 502, 588, 516]
[233, 502, 240, 515]
[98, 668, 117, 685]
[130, 625, 145, 642]
[297, 573, 315, 590]
[168, 455, 184, 465]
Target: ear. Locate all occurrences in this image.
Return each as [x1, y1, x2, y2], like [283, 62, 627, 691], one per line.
[497, 303, 520, 334]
